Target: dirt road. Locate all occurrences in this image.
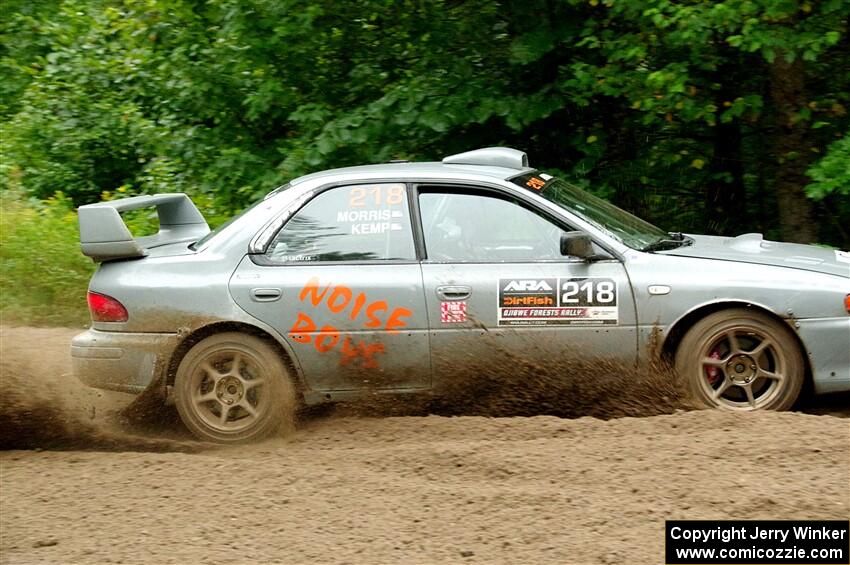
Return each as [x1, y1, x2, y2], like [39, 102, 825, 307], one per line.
[1, 326, 848, 564]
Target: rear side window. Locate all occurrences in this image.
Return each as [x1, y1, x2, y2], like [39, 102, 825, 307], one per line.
[267, 183, 415, 263]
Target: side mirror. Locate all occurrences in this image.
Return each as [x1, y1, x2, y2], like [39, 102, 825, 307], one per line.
[560, 231, 595, 259]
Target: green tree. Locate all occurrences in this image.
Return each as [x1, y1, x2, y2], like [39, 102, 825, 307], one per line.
[2, 0, 849, 247]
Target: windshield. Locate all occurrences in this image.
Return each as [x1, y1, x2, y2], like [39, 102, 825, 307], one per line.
[510, 173, 668, 250]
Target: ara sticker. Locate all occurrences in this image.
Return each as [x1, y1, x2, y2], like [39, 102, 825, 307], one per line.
[440, 301, 468, 323]
[497, 277, 618, 326]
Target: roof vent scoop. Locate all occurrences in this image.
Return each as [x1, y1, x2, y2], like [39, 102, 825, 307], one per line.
[442, 147, 529, 170]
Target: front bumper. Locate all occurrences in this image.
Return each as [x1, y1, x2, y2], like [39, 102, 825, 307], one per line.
[796, 317, 850, 394]
[71, 329, 180, 394]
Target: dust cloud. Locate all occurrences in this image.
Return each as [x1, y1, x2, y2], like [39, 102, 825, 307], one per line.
[0, 326, 201, 452]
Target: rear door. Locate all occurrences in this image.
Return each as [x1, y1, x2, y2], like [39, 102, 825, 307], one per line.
[416, 185, 637, 381]
[230, 183, 431, 392]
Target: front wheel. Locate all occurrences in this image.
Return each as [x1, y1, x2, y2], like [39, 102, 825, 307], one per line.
[174, 332, 296, 443]
[675, 309, 804, 411]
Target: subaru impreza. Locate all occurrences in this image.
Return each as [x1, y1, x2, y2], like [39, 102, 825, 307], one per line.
[72, 147, 850, 442]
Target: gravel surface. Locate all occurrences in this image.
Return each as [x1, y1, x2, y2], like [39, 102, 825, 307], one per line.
[1, 326, 848, 565]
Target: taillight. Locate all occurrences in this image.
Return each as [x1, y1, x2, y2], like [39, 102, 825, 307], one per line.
[845, 294, 850, 314]
[87, 291, 128, 322]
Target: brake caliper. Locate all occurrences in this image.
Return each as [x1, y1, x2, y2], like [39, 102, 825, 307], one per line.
[705, 349, 722, 385]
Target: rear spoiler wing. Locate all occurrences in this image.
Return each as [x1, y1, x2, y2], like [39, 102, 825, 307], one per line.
[78, 193, 209, 262]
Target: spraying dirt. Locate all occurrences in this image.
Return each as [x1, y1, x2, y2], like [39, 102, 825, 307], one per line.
[1, 326, 848, 564]
[0, 326, 201, 452]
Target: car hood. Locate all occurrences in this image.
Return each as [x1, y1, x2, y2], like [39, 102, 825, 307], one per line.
[661, 233, 850, 278]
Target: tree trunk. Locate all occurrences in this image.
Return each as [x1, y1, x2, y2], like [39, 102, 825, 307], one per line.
[706, 118, 746, 235]
[706, 55, 747, 236]
[768, 54, 818, 243]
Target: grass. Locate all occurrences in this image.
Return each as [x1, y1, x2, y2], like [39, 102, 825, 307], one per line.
[0, 193, 94, 327]
[0, 190, 235, 327]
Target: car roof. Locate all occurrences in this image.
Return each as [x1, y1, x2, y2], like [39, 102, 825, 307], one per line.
[288, 148, 535, 188]
[289, 161, 531, 187]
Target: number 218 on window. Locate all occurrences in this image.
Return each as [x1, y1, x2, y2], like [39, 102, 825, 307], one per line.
[349, 186, 405, 207]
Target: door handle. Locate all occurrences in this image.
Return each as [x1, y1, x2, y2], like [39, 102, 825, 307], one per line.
[436, 285, 471, 301]
[250, 288, 282, 302]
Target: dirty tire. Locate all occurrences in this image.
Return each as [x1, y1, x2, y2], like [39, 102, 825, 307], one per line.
[675, 309, 804, 411]
[174, 332, 295, 443]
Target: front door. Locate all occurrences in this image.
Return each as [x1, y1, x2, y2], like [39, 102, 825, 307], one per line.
[230, 183, 430, 392]
[416, 186, 637, 382]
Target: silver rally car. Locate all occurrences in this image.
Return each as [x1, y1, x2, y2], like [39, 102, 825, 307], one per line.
[72, 147, 850, 442]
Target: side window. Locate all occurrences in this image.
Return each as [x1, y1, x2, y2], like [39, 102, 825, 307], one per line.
[419, 190, 566, 262]
[268, 183, 415, 262]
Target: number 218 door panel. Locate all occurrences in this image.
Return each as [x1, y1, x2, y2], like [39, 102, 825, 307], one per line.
[417, 187, 637, 380]
[422, 263, 637, 379]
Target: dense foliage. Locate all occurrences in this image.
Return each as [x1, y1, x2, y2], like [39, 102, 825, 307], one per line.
[2, 0, 849, 247]
[0, 193, 93, 325]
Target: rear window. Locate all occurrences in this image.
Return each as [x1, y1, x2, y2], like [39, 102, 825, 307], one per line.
[266, 183, 416, 263]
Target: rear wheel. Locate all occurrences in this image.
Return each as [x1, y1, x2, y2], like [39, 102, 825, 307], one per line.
[675, 309, 804, 411]
[174, 332, 296, 443]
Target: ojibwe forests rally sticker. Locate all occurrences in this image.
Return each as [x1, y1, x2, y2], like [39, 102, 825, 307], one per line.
[497, 278, 618, 326]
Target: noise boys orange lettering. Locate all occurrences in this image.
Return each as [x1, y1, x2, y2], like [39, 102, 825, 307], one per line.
[288, 276, 412, 368]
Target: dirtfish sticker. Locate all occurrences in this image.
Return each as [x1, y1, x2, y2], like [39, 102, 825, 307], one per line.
[498, 277, 618, 326]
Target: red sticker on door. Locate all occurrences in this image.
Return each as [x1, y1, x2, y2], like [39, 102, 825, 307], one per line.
[440, 301, 467, 323]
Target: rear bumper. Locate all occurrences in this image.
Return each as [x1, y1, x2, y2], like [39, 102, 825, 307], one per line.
[71, 329, 180, 394]
[796, 317, 850, 394]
